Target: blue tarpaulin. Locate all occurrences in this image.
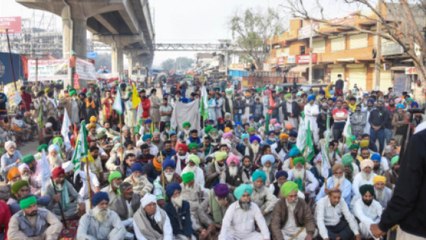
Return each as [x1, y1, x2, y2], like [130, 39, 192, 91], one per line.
[228, 69, 248, 78]
[0, 52, 24, 85]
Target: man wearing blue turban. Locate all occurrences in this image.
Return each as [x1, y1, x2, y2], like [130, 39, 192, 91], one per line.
[219, 184, 270, 240]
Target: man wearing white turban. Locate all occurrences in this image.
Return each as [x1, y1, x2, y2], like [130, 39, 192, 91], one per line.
[48, 144, 63, 168]
[351, 159, 377, 207]
[1, 141, 22, 180]
[133, 193, 173, 240]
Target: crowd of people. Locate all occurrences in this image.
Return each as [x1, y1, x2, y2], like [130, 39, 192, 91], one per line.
[0, 76, 424, 240]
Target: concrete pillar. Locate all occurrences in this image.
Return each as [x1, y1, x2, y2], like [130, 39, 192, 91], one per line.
[126, 53, 133, 79]
[111, 43, 123, 74]
[72, 18, 87, 59]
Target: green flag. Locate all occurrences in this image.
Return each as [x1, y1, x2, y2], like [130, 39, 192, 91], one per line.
[112, 87, 123, 115]
[200, 86, 209, 121]
[71, 120, 89, 172]
[304, 121, 315, 162]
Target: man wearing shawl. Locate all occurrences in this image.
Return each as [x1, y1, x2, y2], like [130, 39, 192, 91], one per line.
[133, 193, 173, 239]
[164, 183, 193, 239]
[206, 151, 228, 188]
[77, 192, 126, 240]
[352, 159, 377, 203]
[373, 175, 392, 209]
[220, 154, 243, 192]
[45, 167, 82, 219]
[153, 159, 182, 207]
[219, 184, 270, 240]
[270, 181, 315, 240]
[288, 157, 319, 200]
[250, 170, 278, 223]
[181, 154, 205, 188]
[316, 163, 352, 206]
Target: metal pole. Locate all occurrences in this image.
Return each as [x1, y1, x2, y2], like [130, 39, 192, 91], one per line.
[308, 20, 313, 85]
[6, 29, 18, 90]
[374, 0, 383, 90]
[35, 58, 39, 83]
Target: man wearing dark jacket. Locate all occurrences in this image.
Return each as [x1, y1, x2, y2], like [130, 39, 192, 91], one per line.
[270, 181, 315, 240]
[164, 183, 193, 239]
[369, 100, 389, 154]
[371, 127, 426, 239]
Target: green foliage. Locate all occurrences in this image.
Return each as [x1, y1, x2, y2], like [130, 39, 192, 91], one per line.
[230, 8, 284, 69]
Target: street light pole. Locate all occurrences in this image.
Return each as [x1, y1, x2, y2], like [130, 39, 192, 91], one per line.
[374, 0, 383, 90]
[308, 20, 313, 85]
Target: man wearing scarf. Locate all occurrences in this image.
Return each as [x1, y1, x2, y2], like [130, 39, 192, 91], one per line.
[219, 184, 269, 240]
[220, 154, 243, 192]
[353, 184, 383, 239]
[251, 170, 278, 224]
[101, 171, 123, 205]
[206, 151, 228, 188]
[8, 195, 63, 240]
[200, 183, 234, 235]
[123, 162, 153, 197]
[180, 172, 210, 235]
[173, 142, 189, 174]
[77, 192, 126, 240]
[249, 135, 261, 163]
[271, 181, 315, 240]
[316, 163, 352, 206]
[181, 154, 205, 188]
[352, 159, 377, 204]
[133, 193, 173, 239]
[288, 157, 319, 200]
[260, 154, 276, 186]
[271, 133, 289, 161]
[45, 167, 82, 219]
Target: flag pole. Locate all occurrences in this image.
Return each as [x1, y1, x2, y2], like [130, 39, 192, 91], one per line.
[86, 158, 92, 209]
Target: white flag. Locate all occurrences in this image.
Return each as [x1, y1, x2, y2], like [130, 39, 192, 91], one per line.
[36, 150, 51, 195]
[61, 109, 72, 151]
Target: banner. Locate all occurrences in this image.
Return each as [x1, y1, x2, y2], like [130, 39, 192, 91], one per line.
[0, 17, 21, 34]
[76, 58, 97, 80]
[0, 52, 24, 84]
[28, 59, 67, 82]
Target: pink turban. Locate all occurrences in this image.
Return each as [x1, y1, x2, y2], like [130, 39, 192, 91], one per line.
[226, 153, 240, 166]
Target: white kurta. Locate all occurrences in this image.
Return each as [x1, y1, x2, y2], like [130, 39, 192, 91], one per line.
[304, 103, 320, 143]
[353, 198, 382, 238]
[219, 201, 270, 240]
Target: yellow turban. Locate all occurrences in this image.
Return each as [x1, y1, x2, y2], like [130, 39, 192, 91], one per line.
[373, 175, 386, 185]
[360, 140, 369, 148]
[224, 127, 231, 133]
[279, 133, 289, 140]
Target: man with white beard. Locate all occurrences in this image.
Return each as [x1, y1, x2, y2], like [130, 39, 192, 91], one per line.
[220, 153, 243, 192]
[164, 183, 194, 240]
[180, 172, 211, 235]
[181, 154, 205, 188]
[316, 163, 352, 206]
[352, 159, 377, 205]
[17, 163, 42, 195]
[101, 171, 123, 204]
[288, 157, 319, 200]
[270, 181, 316, 240]
[47, 144, 63, 168]
[260, 154, 276, 186]
[251, 170, 279, 223]
[206, 151, 228, 188]
[77, 192, 127, 240]
[373, 175, 392, 209]
[45, 167, 83, 219]
[153, 159, 182, 207]
[219, 184, 270, 240]
[123, 162, 153, 197]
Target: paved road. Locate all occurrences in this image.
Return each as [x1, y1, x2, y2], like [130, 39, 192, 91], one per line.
[19, 140, 39, 155]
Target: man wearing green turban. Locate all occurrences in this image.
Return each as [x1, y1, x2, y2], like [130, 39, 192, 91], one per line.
[182, 154, 205, 188]
[270, 181, 316, 239]
[219, 183, 270, 239]
[289, 157, 319, 199]
[101, 171, 123, 203]
[8, 195, 63, 239]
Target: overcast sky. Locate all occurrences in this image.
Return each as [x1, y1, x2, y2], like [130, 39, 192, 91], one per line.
[1, 0, 359, 67]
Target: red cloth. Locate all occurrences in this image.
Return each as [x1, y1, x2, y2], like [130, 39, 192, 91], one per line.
[20, 92, 32, 111]
[141, 98, 151, 118]
[0, 200, 11, 240]
[52, 167, 65, 178]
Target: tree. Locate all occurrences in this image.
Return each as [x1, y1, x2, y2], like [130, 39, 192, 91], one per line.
[175, 57, 195, 71]
[229, 8, 284, 70]
[161, 58, 175, 72]
[283, 0, 426, 100]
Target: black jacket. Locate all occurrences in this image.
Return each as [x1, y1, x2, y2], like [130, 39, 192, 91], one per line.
[378, 128, 426, 237]
[164, 200, 193, 237]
